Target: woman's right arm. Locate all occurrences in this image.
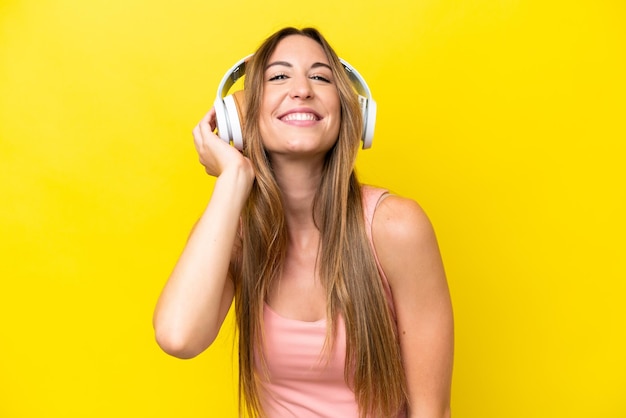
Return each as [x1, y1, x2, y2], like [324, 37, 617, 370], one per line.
[153, 108, 255, 359]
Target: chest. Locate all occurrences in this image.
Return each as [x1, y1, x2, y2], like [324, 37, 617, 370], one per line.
[260, 303, 347, 385]
[266, 247, 327, 322]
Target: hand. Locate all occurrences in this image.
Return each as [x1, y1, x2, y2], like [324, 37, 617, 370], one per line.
[192, 108, 254, 180]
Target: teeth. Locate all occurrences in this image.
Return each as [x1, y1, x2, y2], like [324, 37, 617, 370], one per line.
[282, 113, 318, 121]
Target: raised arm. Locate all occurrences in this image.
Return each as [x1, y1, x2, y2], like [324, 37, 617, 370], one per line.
[153, 108, 255, 359]
[372, 195, 454, 418]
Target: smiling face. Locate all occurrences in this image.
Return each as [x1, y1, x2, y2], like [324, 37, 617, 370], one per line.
[258, 35, 341, 160]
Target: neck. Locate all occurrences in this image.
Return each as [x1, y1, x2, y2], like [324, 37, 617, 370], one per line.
[271, 157, 324, 235]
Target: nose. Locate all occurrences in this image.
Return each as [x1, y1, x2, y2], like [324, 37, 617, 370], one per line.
[289, 75, 313, 100]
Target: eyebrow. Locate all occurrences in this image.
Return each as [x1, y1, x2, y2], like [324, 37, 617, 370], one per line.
[265, 61, 332, 71]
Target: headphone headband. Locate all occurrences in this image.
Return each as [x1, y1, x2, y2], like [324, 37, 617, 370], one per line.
[214, 54, 376, 150]
[216, 54, 252, 101]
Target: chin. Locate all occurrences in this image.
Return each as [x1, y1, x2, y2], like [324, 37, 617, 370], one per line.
[265, 136, 335, 155]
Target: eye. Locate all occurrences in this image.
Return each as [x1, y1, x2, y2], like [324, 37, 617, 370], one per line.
[310, 74, 331, 83]
[268, 72, 288, 81]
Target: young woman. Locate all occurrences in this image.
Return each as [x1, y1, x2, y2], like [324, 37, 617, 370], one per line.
[153, 27, 454, 418]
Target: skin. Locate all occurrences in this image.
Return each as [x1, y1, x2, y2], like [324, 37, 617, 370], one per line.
[153, 34, 453, 417]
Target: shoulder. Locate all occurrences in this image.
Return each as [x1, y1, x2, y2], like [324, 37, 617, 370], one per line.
[371, 194, 442, 287]
[371, 194, 435, 247]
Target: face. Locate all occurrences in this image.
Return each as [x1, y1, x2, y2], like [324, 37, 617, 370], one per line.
[258, 35, 341, 159]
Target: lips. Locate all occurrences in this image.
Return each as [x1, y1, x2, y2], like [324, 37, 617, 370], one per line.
[278, 108, 322, 122]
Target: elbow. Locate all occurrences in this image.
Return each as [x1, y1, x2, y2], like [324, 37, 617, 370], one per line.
[155, 332, 199, 359]
[153, 321, 216, 359]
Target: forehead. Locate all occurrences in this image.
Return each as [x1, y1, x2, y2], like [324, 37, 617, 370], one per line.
[267, 35, 329, 66]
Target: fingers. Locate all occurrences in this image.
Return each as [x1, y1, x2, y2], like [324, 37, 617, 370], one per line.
[200, 107, 217, 132]
[193, 108, 219, 150]
[199, 108, 215, 135]
[206, 107, 217, 132]
[192, 106, 253, 181]
[192, 123, 204, 151]
[192, 107, 239, 177]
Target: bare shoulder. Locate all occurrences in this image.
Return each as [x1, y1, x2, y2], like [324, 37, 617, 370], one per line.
[371, 194, 443, 289]
[371, 194, 436, 248]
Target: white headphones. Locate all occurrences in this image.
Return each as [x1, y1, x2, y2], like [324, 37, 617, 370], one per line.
[214, 54, 377, 150]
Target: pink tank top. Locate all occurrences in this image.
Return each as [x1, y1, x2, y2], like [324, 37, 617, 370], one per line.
[257, 186, 406, 418]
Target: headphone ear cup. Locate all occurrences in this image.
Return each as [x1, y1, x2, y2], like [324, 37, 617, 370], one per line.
[214, 91, 246, 150]
[359, 96, 377, 149]
[214, 96, 231, 143]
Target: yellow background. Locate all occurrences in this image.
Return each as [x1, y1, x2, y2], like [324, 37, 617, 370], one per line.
[1, 0, 624, 416]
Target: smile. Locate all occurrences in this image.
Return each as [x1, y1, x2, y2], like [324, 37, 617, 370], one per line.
[280, 112, 320, 122]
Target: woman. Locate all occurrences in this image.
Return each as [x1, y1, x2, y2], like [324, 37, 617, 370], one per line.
[153, 27, 454, 418]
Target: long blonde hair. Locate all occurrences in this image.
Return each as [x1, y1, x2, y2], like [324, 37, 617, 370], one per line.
[231, 27, 407, 417]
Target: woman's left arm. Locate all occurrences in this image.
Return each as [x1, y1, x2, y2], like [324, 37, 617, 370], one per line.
[372, 195, 454, 418]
